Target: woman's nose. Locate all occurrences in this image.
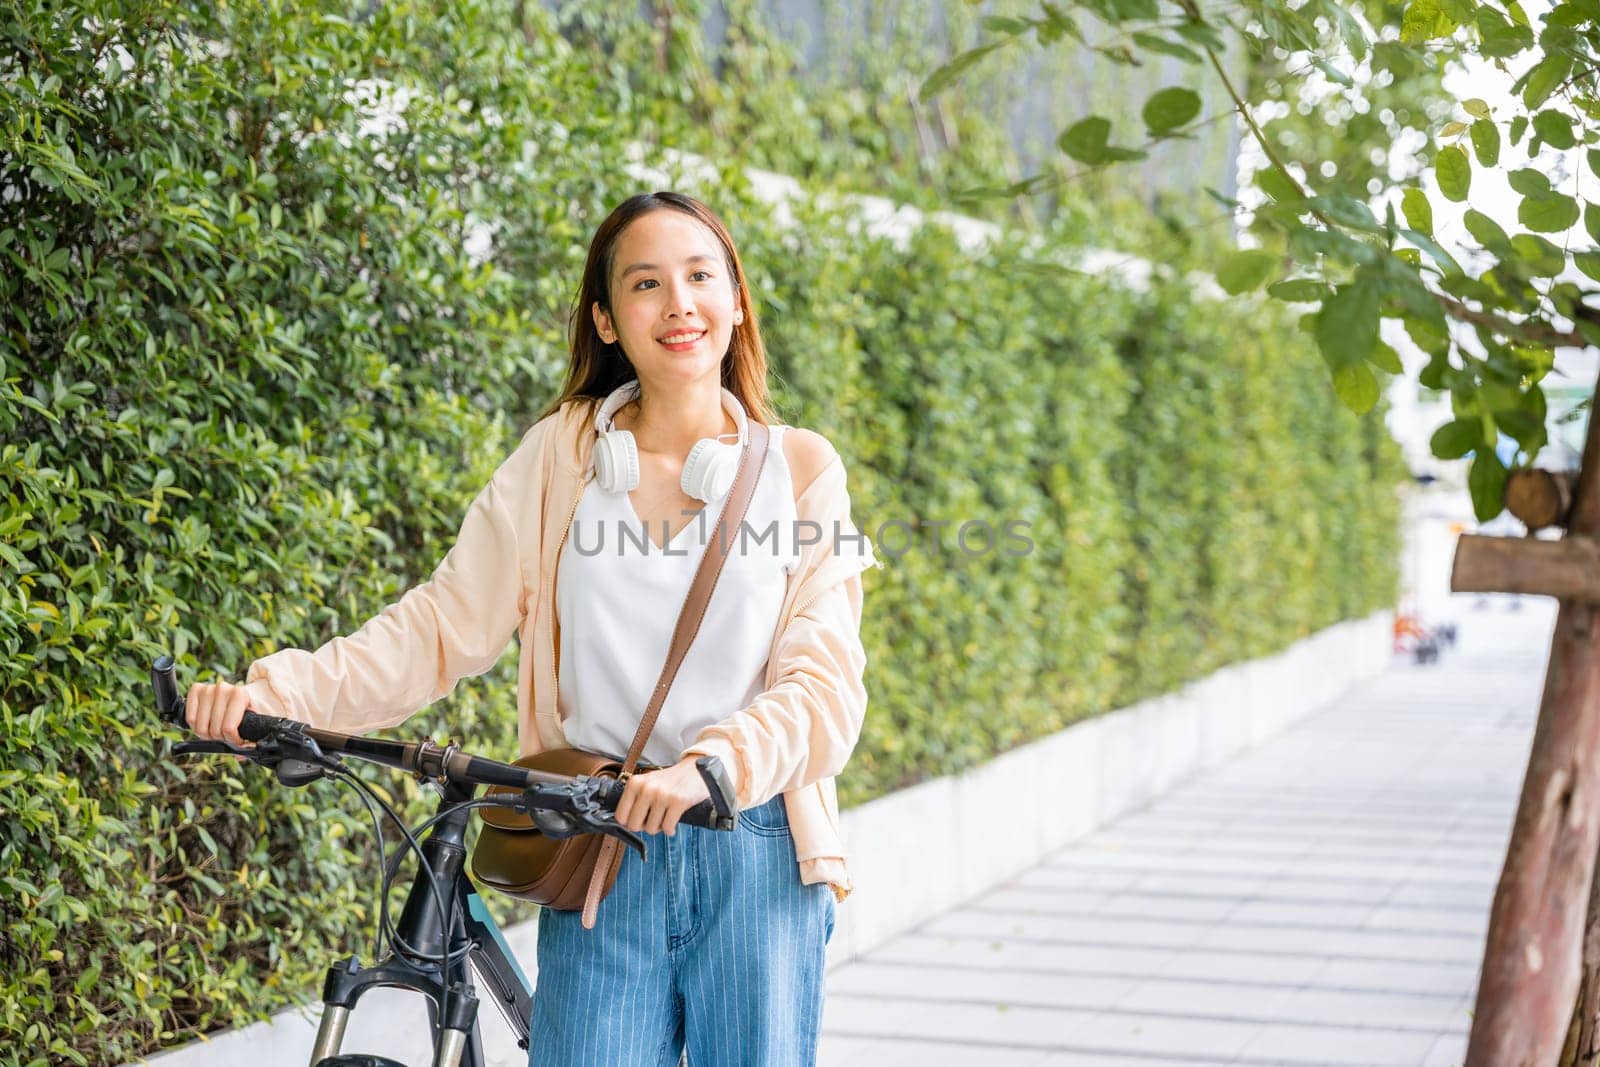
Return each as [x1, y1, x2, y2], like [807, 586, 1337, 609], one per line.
[661, 278, 697, 317]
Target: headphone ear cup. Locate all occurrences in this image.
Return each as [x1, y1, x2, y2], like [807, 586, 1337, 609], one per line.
[681, 438, 740, 502]
[594, 430, 639, 492]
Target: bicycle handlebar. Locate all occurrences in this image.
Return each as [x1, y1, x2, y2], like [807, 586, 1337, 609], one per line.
[150, 656, 739, 836]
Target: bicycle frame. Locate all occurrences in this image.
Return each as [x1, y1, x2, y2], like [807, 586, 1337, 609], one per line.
[148, 654, 734, 1067]
[309, 780, 534, 1067]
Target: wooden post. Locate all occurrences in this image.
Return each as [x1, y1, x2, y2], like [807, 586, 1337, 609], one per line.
[1463, 376, 1600, 1064]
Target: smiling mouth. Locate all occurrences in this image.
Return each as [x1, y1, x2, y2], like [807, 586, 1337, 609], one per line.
[658, 331, 706, 347]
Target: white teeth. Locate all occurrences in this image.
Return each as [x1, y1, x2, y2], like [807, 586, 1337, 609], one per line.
[660, 331, 704, 344]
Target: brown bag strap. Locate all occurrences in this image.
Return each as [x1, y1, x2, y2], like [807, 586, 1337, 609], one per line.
[581, 418, 771, 928]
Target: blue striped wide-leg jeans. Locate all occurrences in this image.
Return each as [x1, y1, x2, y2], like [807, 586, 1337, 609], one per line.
[526, 794, 836, 1067]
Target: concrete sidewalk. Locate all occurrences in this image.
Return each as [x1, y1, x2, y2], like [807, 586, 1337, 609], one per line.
[819, 599, 1554, 1066]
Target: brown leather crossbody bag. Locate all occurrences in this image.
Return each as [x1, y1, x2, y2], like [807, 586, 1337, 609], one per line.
[470, 419, 769, 929]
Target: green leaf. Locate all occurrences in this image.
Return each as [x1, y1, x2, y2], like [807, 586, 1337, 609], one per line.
[1522, 53, 1574, 109]
[1469, 119, 1500, 166]
[1142, 87, 1201, 134]
[1215, 249, 1278, 294]
[1398, 228, 1463, 275]
[1308, 195, 1382, 233]
[920, 40, 1010, 101]
[1532, 110, 1576, 149]
[1328, 2, 1371, 62]
[1431, 417, 1484, 458]
[1367, 339, 1404, 374]
[1468, 449, 1509, 521]
[1058, 116, 1111, 163]
[980, 15, 1032, 35]
[1496, 409, 1545, 449]
[1402, 0, 1454, 43]
[1402, 187, 1434, 235]
[1258, 166, 1302, 203]
[1519, 192, 1580, 233]
[1315, 275, 1380, 372]
[1332, 362, 1380, 413]
[1129, 31, 1203, 63]
[1574, 250, 1600, 282]
[1267, 278, 1331, 302]
[1464, 208, 1512, 251]
[1462, 97, 1491, 119]
[1313, 58, 1353, 88]
[1435, 145, 1471, 202]
[1510, 233, 1565, 276]
[1477, 7, 1534, 56]
[1508, 168, 1551, 196]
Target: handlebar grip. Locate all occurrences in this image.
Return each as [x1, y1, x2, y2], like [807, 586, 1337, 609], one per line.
[151, 655, 183, 725]
[237, 710, 280, 743]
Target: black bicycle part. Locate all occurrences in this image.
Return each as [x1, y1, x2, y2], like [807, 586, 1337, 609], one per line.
[149, 654, 740, 1064]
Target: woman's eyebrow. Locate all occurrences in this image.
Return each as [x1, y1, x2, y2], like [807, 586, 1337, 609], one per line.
[619, 253, 718, 279]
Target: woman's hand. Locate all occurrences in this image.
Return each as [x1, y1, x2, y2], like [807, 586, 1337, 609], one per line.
[184, 680, 257, 747]
[613, 758, 711, 836]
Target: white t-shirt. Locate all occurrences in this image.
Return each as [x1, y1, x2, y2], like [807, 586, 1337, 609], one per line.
[555, 423, 801, 767]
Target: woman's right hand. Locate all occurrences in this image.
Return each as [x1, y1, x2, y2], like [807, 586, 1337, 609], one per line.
[185, 680, 256, 747]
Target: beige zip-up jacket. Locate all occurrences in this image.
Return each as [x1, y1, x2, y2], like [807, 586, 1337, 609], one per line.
[242, 395, 881, 900]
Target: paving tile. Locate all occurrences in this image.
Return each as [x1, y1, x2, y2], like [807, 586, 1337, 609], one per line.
[867, 933, 1179, 980]
[925, 910, 1210, 951]
[1308, 957, 1480, 996]
[1066, 1010, 1262, 1059]
[1236, 1022, 1439, 1065]
[823, 994, 1096, 1048]
[1422, 1030, 1469, 1067]
[819, 1034, 1057, 1066]
[1113, 976, 1297, 1020]
[1270, 986, 1463, 1030]
[1154, 949, 1327, 986]
[828, 960, 1137, 1012]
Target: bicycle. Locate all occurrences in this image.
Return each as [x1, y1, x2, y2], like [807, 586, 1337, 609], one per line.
[149, 655, 738, 1067]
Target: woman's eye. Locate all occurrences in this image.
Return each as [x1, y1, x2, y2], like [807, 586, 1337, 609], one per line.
[635, 271, 713, 290]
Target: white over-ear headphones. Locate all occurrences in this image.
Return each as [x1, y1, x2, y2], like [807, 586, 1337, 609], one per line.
[590, 379, 749, 503]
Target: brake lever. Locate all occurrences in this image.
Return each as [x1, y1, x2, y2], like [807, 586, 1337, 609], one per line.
[517, 782, 649, 860]
[174, 740, 253, 757]
[171, 735, 338, 788]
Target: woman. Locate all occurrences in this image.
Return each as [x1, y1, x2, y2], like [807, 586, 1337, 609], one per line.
[186, 190, 880, 1065]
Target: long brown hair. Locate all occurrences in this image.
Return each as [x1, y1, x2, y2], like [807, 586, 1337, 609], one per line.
[536, 191, 778, 429]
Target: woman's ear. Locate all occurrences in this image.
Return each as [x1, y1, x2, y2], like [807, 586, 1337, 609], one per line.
[592, 300, 616, 345]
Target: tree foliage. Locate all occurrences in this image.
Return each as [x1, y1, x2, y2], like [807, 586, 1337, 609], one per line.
[928, 0, 1593, 519]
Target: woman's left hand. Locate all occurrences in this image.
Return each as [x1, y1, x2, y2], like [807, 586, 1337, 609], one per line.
[614, 758, 712, 836]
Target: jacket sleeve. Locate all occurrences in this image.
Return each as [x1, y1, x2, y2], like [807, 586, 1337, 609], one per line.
[680, 452, 876, 807]
[241, 441, 534, 733]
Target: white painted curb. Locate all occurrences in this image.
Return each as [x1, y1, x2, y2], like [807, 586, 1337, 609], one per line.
[132, 609, 1393, 1066]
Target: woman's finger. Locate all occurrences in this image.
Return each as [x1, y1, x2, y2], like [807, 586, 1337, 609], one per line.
[223, 685, 253, 748]
[614, 774, 643, 830]
[186, 683, 212, 738]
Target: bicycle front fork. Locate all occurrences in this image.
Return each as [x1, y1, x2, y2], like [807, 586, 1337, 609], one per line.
[307, 955, 481, 1067]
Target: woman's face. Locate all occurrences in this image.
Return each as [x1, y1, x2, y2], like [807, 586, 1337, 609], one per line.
[592, 209, 740, 388]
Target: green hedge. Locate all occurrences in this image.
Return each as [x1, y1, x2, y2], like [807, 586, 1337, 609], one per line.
[0, 0, 1401, 1062]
